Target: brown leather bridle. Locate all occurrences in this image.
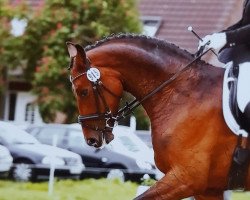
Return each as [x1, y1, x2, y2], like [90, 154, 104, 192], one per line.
[69, 57, 120, 133]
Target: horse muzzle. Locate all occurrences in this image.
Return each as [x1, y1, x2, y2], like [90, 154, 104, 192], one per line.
[85, 129, 114, 148]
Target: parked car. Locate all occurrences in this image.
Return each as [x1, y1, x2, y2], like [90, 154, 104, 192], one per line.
[106, 126, 154, 165]
[135, 130, 153, 148]
[106, 126, 164, 181]
[26, 124, 157, 182]
[0, 145, 13, 178]
[0, 121, 84, 181]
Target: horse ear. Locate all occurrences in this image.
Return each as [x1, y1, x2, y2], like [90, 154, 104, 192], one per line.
[66, 42, 86, 59]
[66, 42, 78, 58]
[66, 42, 87, 71]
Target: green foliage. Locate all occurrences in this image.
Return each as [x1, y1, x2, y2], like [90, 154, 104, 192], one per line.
[140, 178, 156, 186]
[0, 0, 28, 95]
[0, 0, 141, 122]
[134, 106, 150, 130]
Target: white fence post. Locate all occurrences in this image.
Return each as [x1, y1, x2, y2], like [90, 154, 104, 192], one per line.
[48, 135, 57, 196]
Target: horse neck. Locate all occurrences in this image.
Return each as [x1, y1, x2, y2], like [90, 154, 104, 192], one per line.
[88, 43, 186, 98]
[88, 44, 224, 133]
[147, 62, 224, 134]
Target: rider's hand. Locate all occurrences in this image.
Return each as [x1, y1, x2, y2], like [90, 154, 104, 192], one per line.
[198, 32, 227, 53]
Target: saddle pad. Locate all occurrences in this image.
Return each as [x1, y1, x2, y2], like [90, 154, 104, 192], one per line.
[222, 62, 249, 138]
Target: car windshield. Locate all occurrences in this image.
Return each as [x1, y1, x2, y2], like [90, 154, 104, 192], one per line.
[0, 123, 39, 145]
[116, 135, 140, 152]
[106, 134, 140, 153]
[68, 130, 96, 150]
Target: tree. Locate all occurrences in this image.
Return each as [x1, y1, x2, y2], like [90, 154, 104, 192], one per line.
[0, 0, 142, 123]
[0, 0, 30, 118]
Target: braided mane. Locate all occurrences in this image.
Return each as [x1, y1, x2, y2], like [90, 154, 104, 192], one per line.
[84, 33, 194, 60]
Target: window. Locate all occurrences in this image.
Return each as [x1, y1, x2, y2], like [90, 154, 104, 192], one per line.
[0, 126, 39, 145]
[68, 130, 88, 148]
[28, 127, 40, 137]
[118, 136, 140, 152]
[8, 93, 17, 121]
[141, 16, 162, 37]
[10, 18, 27, 37]
[25, 103, 35, 123]
[36, 127, 66, 146]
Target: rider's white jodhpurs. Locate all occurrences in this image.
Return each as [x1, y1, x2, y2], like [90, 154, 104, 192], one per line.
[237, 62, 250, 113]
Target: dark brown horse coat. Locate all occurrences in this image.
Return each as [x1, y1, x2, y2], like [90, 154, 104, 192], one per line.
[67, 34, 250, 200]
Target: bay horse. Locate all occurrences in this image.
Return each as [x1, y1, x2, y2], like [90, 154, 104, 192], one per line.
[66, 33, 250, 200]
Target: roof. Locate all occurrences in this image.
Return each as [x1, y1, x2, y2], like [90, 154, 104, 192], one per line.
[11, 0, 243, 53]
[138, 0, 244, 52]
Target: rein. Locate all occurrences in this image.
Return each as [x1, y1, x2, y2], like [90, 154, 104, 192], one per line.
[69, 48, 212, 132]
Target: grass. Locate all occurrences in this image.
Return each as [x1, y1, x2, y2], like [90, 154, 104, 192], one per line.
[0, 179, 138, 200]
[0, 179, 249, 200]
[232, 191, 250, 200]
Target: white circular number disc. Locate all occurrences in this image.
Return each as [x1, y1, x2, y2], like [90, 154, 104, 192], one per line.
[87, 68, 101, 82]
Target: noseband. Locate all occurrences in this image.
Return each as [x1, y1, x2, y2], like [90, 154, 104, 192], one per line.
[69, 57, 120, 133]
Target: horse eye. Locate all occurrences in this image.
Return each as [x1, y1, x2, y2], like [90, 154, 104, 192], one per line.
[80, 89, 88, 97]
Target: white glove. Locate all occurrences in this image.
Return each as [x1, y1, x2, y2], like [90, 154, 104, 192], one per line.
[198, 32, 227, 53]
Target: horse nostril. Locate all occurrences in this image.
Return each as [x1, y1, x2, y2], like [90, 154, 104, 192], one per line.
[87, 138, 97, 146]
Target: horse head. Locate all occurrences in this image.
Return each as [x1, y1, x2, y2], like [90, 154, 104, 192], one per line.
[66, 42, 123, 148]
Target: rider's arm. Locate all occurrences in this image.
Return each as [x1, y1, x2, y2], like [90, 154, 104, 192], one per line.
[224, 0, 250, 46]
[225, 24, 250, 47]
[224, 19, 243, 31]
